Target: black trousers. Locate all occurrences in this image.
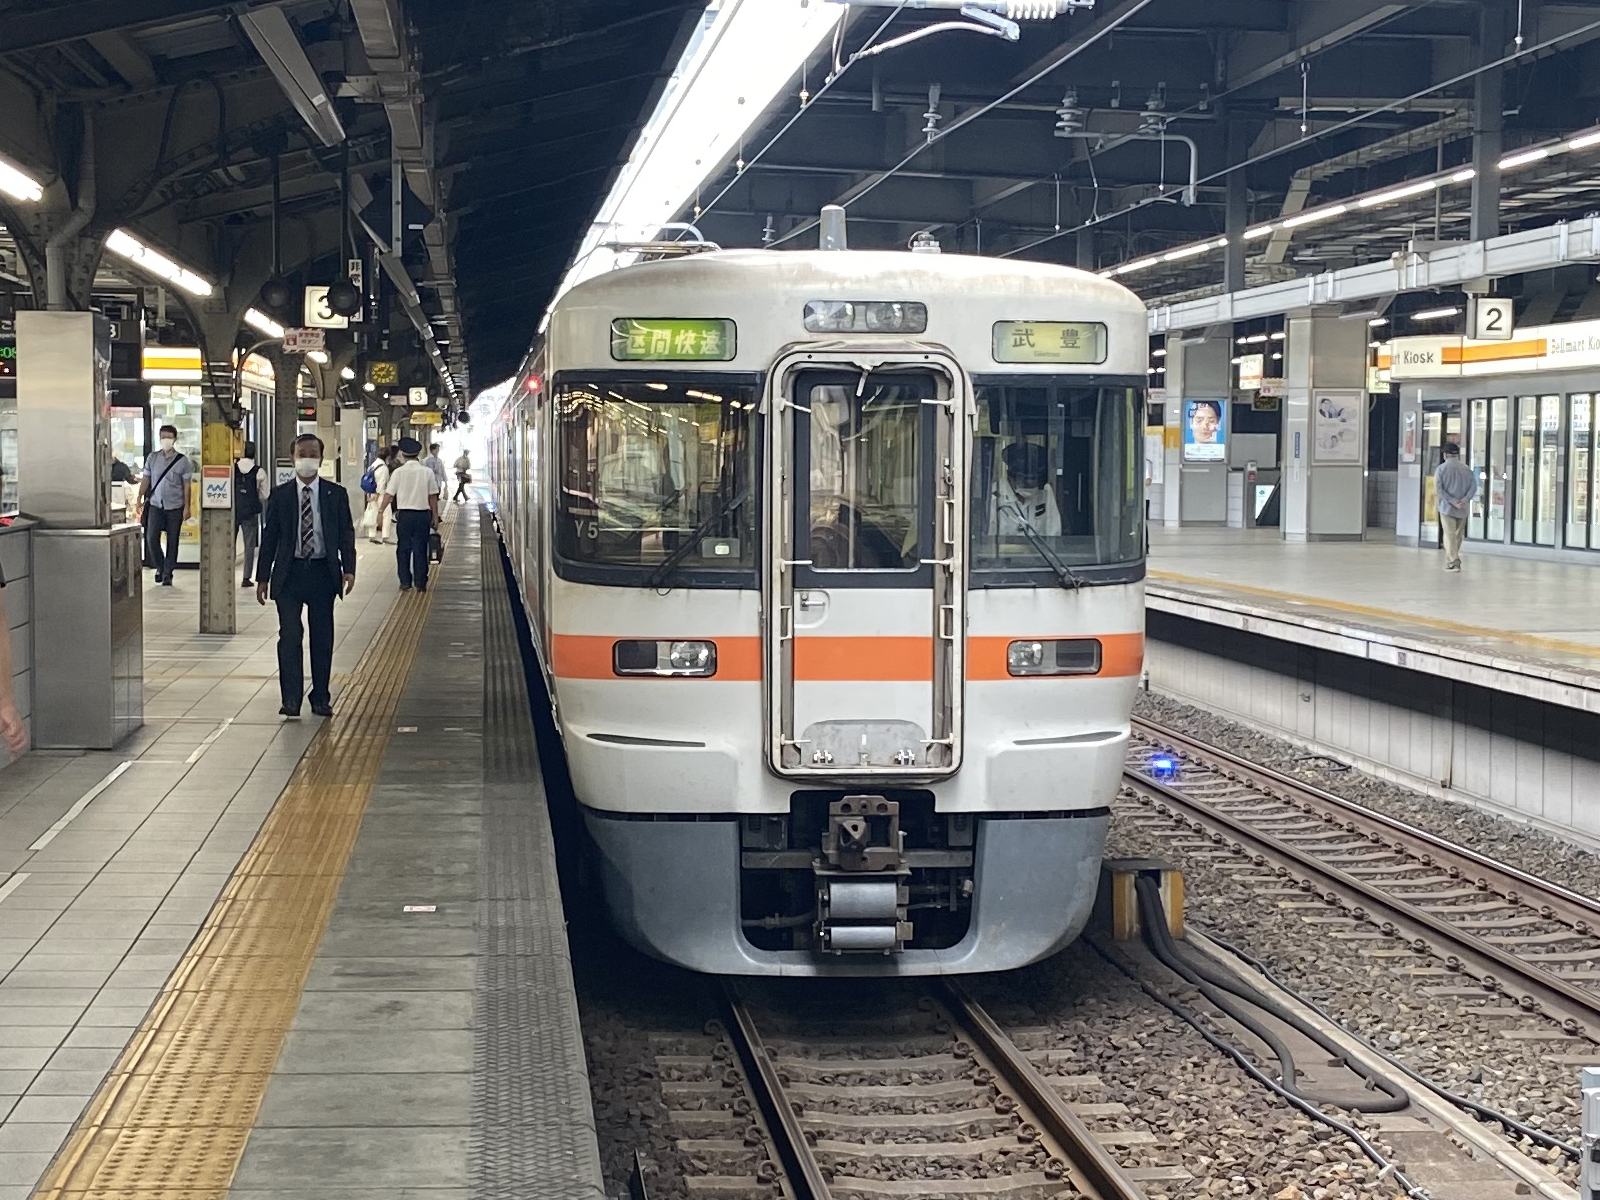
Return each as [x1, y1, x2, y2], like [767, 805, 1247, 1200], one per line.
[145, 506, 184, 581]
[453, 474, 470, 502]
[237, 512, 260, 583]
[395, 510, 431, 590]
[275, 558, 337, 708]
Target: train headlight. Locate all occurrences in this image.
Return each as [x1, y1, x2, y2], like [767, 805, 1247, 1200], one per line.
[1006, 638, 1102, 677]
[612, 639, 717, 677]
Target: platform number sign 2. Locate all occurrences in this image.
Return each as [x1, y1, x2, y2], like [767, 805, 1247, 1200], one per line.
[1468, 296, 1513, 342]
[303, 285, 349, 330]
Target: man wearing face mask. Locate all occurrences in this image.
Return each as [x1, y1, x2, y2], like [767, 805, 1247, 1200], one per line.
[234, 441, 270, 588]
[138, 424, 194, 586]
[256, 435, 357, 718]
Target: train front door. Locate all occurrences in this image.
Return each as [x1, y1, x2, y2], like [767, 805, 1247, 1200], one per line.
[765, 353, 966, 779]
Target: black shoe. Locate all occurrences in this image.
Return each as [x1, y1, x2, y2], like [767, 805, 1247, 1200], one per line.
[310, 702, 334, 718]
[241, 578, 254, 588]
[399, 584, 413, 592]
[416, 585, 427, 594]
[279, 705, 301, 717]
[161, 578, 174, 587]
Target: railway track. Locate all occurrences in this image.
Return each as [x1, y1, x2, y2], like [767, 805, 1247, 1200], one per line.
[1125, 716, 1600, 1046]
[652, 981, 1150, 1200]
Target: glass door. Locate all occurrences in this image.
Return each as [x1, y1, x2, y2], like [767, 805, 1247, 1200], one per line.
[1466, 398, 1488, 540]
[1568, 394, 1591, 549]
[1420, 411, 1442, 546]
[1513, 397, 1538, 543]
[1535, 395, 1561, 546]
[1486, 397, 1509, 541]
[767, 358, 964, 778]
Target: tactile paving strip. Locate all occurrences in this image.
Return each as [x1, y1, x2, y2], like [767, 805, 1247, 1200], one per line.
[30, 565, 439, 1200]
[471, 512, 605, 1200]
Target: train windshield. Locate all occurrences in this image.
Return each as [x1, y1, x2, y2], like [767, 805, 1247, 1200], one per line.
[970, 380, 1143, 582]
[554, 377, 758, 586]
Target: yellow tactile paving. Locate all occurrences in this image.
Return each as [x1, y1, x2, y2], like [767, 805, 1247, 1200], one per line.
[30, 572, 438, 1200]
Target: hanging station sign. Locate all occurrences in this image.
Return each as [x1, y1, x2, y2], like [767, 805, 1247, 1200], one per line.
[610, 318, 737, 362]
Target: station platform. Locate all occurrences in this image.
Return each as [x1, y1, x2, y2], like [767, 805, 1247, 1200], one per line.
[0, 509, 600, 1200]
[1148, 526, 1600, 715]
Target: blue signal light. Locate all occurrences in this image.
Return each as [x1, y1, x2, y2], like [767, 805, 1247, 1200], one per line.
[1149, 756, 1178, 780]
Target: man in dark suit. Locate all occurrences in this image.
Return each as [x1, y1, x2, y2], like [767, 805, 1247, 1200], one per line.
[256, 434, 357, 718]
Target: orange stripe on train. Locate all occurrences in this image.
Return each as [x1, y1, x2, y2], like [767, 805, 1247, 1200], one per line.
[550, 633, 1143, 681]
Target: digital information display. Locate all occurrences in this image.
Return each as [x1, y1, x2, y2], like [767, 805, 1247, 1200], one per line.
[610, 318, 736, 362]
[992, 321, 1107, 364]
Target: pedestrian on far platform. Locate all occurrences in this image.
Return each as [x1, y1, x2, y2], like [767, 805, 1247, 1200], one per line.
[1434, 442, 1478, 573]
[423, 442, 448, 499]
[452, 449, 472, 504]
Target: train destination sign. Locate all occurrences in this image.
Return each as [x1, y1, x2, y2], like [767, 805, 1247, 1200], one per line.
[992, 321, 1107, 364]
[610, 318, 736, 362]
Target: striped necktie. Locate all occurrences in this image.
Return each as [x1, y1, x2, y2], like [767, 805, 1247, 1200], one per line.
[298, 483, 314, 558]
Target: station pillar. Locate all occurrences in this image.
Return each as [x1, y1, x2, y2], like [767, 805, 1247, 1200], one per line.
[1281, 315, 1368, 541]
[1162, 332, 1231, 525]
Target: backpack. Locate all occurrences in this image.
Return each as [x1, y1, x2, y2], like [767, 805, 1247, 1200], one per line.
[360, 467, 378, 494]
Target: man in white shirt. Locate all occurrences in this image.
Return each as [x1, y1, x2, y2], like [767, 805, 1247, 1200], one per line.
[379, 437, 441, 592]
[423, 443, 448, 497]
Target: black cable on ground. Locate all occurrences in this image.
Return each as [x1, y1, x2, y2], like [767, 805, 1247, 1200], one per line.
[1136, 876, 1410, 1114]
[1197, 924, 1582, 1161]
[1087, 937, 1429, 1200]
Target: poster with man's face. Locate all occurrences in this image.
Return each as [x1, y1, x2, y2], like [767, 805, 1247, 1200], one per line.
[1183, 399, 1227, 462]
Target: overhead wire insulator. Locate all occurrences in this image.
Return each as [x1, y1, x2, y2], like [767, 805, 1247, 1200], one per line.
[1054, 88, 1085, 136]
[1000, 0, 1072, 17]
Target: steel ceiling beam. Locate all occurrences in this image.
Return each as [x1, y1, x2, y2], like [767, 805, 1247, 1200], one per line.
[0, 0, 268, 53]
[1224, 1, 1411, 94]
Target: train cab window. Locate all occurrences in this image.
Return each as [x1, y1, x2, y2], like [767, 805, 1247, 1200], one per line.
[801, 375, 929, 571]
[971, 380, 1143, 584]
[554, 377, 757, 586]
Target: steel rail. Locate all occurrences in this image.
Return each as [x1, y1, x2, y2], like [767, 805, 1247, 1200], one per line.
[942, 981, 1150, 1200]
[720, 983, 834, 1200]
[1123, 731, 1600, 1044]
[1132, 716, 1600, 932]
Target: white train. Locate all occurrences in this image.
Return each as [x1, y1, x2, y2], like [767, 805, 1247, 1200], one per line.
[489, 245, 1147, 975]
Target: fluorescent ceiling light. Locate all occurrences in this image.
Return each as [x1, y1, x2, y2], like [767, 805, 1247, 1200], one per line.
[1281, 204, 1347, 229]
[244, 308, 285, 338]
[1357, 178, 1440, 208]
[1368, 317, 1389, 327]
[1160, 236, 1228, 263]
[1270, 331, 1286, 340]
[1151, 348, 1167, 358]
[1120, 256, 1161, 274]
[1411, 306, 1460, 320]
[340, 366, 356, 380]
[1243, 224, 1276, 240]
[1451, 167, 1477, 183]
[1569, 130, 1600, 151]
[1499, 146, 1552, 171]
[550, 0, 844, 304]
[237, 7, 345, 147]
[306, 349, 330, 365]
[0, 154, 43, 202]
[105, 229, 214, 297]
[1243, 333, 1269, 344]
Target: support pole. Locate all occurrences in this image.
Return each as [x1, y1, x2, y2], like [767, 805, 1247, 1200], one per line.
[1470, 2, 1506, 244]
[1223, 118, 1248, 292]
[198, 356, 238, 635]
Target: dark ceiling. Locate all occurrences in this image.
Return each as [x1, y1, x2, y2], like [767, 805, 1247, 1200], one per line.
[0, 0, 700, 390]
[688, 0, 1600, 311]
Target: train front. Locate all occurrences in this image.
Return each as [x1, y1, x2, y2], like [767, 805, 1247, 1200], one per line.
[542, 251, 1147, 975]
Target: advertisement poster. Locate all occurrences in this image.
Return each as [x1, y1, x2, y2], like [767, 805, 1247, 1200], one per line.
[1313, 391, 1363, 463]
[1400, 411, 1418, 462]
[1182, 398, 1227, 462]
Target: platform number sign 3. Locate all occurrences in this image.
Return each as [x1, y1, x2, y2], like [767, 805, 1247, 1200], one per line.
[303, 285, 349, 330]
[1469, 296, 1514, 342]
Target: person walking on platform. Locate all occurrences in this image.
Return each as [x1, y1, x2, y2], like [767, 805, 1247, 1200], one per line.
[235, 441, 270, 588]
[1434, 442, 1477, 573]
[139, 424, 193, 586]
[378, 437, 440, 593]
[0, 565, 26, 755]
[452, 449, 472, 503]
[424, 442, 448, 498]
[256, 435, 357, 718]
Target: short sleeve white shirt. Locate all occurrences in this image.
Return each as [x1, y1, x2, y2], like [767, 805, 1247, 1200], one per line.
[385, 459, 439, 510]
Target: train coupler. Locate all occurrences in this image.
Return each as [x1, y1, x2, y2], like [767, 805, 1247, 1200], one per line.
[815, 796, 911, 953]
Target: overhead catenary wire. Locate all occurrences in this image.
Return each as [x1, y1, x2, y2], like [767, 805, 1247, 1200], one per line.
[1001, 11, 1600, 260]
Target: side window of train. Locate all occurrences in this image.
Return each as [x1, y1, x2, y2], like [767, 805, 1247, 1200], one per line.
[971, 381, 1143, 579]
[552, 377, 758, 584]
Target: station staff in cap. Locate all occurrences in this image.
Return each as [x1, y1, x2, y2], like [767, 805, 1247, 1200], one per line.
[0, 562, 26, 755]
[257, 434, 357, 718]
[378, 437, 441, 593]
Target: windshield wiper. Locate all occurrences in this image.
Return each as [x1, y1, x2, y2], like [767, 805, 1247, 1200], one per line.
[997, 501, 1084, 592]
[643, 490, 749, 590]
